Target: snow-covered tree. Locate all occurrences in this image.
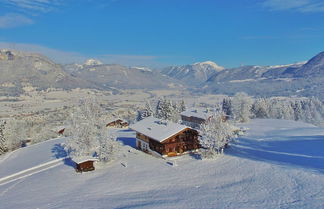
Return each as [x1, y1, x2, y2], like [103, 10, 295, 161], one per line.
[154, 98, 186, 123]
[232, 92, 253, 122]
[97, 129, 120, 162]
[222, 97, 233, 119]
[293, 100, 303, 121]
[3, 119, 26, 151]
[136, 100, 154, 121]
[199, 111, 236, 159]
[66, 97, 120, 162]
[251, 98, 269, 118]
[155, 98, 173, 120]
[178, 100, 186, 113]
[0, 121, 7, 155]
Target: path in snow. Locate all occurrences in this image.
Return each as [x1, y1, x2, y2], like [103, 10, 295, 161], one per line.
[0, 137, 66, 179]
[0, 159, 63, 186]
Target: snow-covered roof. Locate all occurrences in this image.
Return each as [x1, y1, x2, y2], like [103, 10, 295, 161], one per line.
[72, 157, 99, 164]
[180, 108, 213, 120]
[129, 117, 189, 143]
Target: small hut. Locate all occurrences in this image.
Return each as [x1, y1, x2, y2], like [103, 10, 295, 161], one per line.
[58, 128, 65, 135]
[74, 158, 98, 173]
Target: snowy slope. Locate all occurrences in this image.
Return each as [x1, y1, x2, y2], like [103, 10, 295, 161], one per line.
[161, 61, 224, 85]
[0, 119, 324, 209]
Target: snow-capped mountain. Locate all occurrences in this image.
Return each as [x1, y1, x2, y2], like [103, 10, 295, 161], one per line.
[0, 49, 97, 96]
[202, 52, 324, 98]
[0, 49, 183, 95]
[83, 59, 103, 66]
[64, 63, 183, 90]
[161, 61, 224, 85]
[284, 51, 324, 77]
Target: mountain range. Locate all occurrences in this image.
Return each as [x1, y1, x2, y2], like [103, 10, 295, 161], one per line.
[0, 50, 97, 96]
[64, 61, 183, 91]
[0, 50, 182, 96]
[159, 52, 324, 99]
[0, 49, 323, 99]
[160, 61, 224, 85]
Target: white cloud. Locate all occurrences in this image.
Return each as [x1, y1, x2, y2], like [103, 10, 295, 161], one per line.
[263, 0, 324, 12]
[0, 0, 64, 28]
[2, 0, 63, 13]
[0, 13, 33, 28]
[0, 42, 165, 67]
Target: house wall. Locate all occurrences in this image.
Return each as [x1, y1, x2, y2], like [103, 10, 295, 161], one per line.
[76, 161, 95, 172]
[181, 115, 206, 125]
[161, 129, 199, 155]
[141, 129, 200, 156]
[136, 138, 150, 152]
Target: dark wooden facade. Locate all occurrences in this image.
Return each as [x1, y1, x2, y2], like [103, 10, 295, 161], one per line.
[58, 128, 65, 135]
[106, 119, 129, 128]
[136, 128, 200, 156]
[75, 160, 96, 172]
[181, 115, 206, 125]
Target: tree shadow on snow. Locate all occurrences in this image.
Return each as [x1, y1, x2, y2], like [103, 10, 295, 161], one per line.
[51, 144, 76, 168]
[228, 135, 324, 173]
[117, 136, 136, 148]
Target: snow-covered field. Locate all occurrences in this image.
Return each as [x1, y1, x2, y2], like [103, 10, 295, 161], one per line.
[0, 119, 324, 209]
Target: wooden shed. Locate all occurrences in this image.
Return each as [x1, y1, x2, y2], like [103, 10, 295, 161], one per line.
[130, 117, 200, 157]
[74, 158, 98, 173]
[58, 128, 65, 135]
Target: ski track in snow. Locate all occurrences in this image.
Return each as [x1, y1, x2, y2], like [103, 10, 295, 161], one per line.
[0, 159, 63, 186]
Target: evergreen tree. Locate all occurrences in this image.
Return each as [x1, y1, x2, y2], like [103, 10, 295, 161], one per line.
[178, 100, 186, 113]
[137, 100, 154, 121]
[293, 100, 303, 121]
[222, 98, 233, 119]
[251, 98, 269, 118]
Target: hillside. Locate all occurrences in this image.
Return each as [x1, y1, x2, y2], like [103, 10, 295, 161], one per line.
[200, 52, 324, 98]
[0, 119, 323, 208]
[0, 50, 183, 96]
[161, 61, 224, 85]
[0, 50, 97, 96]
[64, 61, 184, 90]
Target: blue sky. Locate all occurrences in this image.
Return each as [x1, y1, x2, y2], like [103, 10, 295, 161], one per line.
[0, 0, 324, 68]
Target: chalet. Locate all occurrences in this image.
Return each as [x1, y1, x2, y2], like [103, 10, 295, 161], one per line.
[106, 119, 129, 128]
[73, 157, 98, 173]
[180, 108, 214, 128]
[129, 117, 200, 157]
